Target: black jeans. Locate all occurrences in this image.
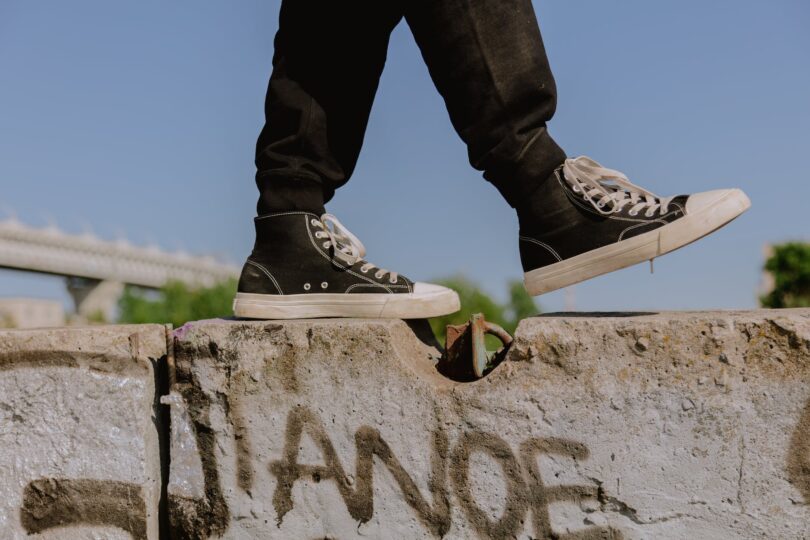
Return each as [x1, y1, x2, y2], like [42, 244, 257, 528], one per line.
[255, 0, 566, 215]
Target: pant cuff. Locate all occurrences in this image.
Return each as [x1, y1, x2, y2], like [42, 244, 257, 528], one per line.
[488, 130, 567, 208]
[256, 173, 328, 215]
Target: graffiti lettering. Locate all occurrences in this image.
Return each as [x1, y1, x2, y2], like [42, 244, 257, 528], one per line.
[787, 398, 810, 503]
[269, 405, 452, 537]
[451, 431, 529, 538]
[270, 406, 622, 539]
[20, 478, 147, 540]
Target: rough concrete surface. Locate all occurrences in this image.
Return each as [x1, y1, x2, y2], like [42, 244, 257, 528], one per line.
[0, 324, 168, 539]
[167, 310, 810, 539]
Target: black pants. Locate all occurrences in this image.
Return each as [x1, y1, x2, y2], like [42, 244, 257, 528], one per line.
[255, 0, 566, 215]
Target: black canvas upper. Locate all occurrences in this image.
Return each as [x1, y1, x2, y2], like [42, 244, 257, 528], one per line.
[519, 169, 690, 272]
[238, 212, 414, 296]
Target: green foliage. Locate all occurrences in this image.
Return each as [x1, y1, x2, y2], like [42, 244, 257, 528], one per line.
[428, 275, 539, 347]
[119, 278, 237, 327]
[760, 242, 810, 308]
[0, 313, 15, 329]
[85, 309, 107, 324]
[118, 275, 537, 346]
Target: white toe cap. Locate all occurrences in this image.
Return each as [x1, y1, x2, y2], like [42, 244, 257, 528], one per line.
[685, 188, 751, 215]
[379, 281, 460, 318]
[412, 281, 455, 296]
[412, 282, 461, 312]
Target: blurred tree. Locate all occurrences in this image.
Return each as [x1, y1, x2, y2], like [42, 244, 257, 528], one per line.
[0, 313, 15, 329]
[760, 242, 810, 308]
[506, 279, 538, 325]
[428, 275, 539, 347]
[118, 278, 237, 327]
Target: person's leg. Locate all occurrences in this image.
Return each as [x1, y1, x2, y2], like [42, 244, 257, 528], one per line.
[405, 0, 750, 297]
[404, 0, 567, 210]
[236, 0, 461, 320]
[255, 0, 403, 215]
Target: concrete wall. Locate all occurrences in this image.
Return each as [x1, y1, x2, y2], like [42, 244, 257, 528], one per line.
[0, 324, 168, 539]
[0, 311, 808, 538]
[166, 311, 810, 539]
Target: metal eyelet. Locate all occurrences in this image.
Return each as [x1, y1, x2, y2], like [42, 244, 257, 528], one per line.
[628, 210, 639, 217]
[303, 283, 311, 291]
[310, 219, 319, 226]
[375, 272, 384, 279]
[322, 242, 330, 249]
[321, 282, 328, 289]
[389, 277, 397, 284]
[360, 267, 369, 273]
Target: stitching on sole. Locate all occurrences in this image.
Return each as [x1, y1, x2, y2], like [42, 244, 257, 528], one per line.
[618, 219, 667, 241]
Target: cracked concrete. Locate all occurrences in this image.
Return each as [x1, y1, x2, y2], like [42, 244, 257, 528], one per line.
[0, 311, 807, 538]
[0, 324, 168, 539]
[165, 310, 810, 539]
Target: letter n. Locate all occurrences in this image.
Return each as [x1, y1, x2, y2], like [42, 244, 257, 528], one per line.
[269, 407, 451, 538]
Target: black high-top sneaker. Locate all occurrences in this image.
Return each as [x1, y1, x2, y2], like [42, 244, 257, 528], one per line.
[520, 156, 751, 296]
[233, 212, 460, 319]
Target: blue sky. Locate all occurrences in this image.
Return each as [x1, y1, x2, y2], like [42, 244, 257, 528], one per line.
[0, 0, 807, 313]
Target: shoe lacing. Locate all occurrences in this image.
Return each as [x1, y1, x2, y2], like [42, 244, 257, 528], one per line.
[562, 156, 674, 217]
[311, 213, 399, 283]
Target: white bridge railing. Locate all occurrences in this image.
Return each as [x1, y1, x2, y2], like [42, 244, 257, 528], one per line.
[0, 217, 240, 321]
[0, 217, 238, 289]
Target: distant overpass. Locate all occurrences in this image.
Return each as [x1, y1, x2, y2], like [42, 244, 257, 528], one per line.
[0, 217, 239, 321]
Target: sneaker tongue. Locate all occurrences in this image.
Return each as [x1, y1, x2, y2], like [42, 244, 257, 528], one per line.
[670, 194, 689, 210]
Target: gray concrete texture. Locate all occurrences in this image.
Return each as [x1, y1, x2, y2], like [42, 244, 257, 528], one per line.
[0, 324, 168, 540]
[0, 311, 807, 539]
[167, 310, 810, 539]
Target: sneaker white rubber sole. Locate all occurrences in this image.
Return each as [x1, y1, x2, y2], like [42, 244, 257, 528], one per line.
[524, 188, 751, 296]
[233, 282, 460, 320]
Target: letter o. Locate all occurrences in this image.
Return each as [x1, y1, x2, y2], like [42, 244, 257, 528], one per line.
[451, 431, 529, 539]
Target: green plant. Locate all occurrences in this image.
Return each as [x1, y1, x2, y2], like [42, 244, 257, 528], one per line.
[760, 242, 810, 308]
[118, 278, 237, 327]
[0, 313, 16, 329]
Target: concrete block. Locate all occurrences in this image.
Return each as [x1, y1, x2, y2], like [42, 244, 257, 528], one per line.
[168, 311, 810, 539]
[0, 324, 168, 539]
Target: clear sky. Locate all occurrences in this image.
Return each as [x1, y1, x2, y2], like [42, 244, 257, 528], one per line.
[0, 0, 808, 313]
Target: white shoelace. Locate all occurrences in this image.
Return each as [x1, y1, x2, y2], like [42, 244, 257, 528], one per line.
[311, 213, 398, 283]
[562, 156, 673, 217]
